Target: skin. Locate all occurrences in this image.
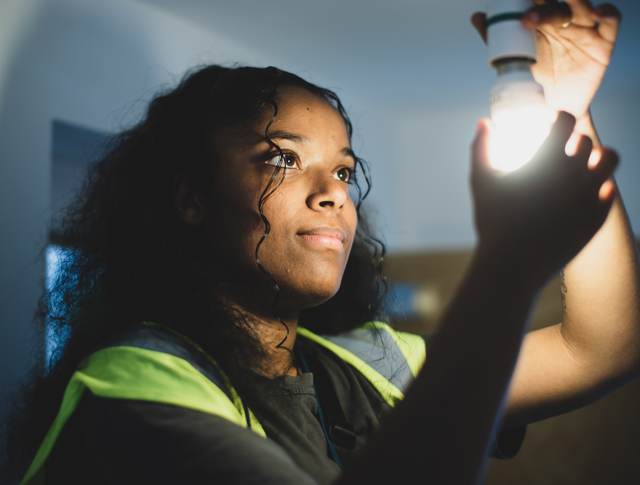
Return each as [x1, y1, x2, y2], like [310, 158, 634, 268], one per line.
[175, 86, 358, 377]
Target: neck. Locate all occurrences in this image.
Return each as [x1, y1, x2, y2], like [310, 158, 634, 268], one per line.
[224, 293, 301, 378]
[254, 312, 300, 378]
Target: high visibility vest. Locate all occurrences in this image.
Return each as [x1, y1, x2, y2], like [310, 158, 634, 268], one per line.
[20, 321, 426, 485]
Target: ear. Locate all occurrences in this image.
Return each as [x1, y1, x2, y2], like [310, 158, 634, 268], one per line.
[173, 175, 206, 225]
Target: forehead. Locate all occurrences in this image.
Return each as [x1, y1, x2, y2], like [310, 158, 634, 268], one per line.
[269, 86, 349, 138]
[214, 86, 350, 153]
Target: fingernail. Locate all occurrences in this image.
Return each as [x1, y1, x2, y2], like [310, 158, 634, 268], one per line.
[525, 11, 540, 23]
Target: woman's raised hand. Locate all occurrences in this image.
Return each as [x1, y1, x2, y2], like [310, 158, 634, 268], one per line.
[471, 112, 618, 287]
[472, 1, 622, 120]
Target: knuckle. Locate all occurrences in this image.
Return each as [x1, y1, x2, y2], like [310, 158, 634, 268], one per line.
[602, 3, 621, 14]
[601, 150, 619, 170]
[596, 3, 622, 20]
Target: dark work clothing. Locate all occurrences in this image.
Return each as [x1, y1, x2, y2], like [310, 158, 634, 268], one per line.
[48, 393, 317, 485]
[45, 334, 525, 484]
[233, 336, 393, 483]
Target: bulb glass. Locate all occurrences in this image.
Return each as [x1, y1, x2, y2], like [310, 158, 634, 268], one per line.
[490, 105, 553, 172]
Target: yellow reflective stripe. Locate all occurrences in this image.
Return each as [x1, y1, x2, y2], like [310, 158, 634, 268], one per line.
[20, 378, 87, 485]
[360, 322, 427, 378]
[298, 327, 404, 406]
[394, 332, 426, 378]
[20, 346, 266, 485]
[141, 321, 263, 432]
[77, 347, 252, 424]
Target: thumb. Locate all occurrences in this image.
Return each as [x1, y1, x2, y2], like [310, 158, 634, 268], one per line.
[471, 12, 488, 44]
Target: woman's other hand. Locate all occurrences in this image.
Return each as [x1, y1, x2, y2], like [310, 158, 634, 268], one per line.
[471, 111, 618, 287]
[472, 1, 622, 120]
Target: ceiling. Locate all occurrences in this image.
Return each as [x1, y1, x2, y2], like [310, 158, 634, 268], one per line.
[134, 0, 640, 107]
[133, 0, 492, 104]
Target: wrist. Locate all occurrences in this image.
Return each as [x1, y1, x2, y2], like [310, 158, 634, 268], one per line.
[473, 242, 547, 298]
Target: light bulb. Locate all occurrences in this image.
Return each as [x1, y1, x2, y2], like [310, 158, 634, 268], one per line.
[489, 61, 553, 171]
[486, 0, 553, 172]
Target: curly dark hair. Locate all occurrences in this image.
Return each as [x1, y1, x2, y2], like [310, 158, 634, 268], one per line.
[2, 65, 390, 482]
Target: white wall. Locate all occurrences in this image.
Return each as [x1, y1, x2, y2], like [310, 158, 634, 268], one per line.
[0, 0, 274, 424]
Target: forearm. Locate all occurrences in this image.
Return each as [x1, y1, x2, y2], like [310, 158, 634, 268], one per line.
[561, 190, 640, 381]
[559, 113, 640, 382]
[338, 247, 538, 485]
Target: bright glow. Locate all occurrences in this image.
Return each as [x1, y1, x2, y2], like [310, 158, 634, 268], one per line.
[45, 245, 69, 367]
[490, 105, 553, 172]
[46, 245, 64, 292]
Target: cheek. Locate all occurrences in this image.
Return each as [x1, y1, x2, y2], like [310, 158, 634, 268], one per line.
[204, 173, 358, 307]
[345, 200, 358, 253]
[206, 179, 265, 266]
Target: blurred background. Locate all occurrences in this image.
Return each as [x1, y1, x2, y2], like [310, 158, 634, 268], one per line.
[1, 0, 639, 483]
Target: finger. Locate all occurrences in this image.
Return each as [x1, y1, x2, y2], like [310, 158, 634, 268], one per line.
[571, 134, 594, 165]
[589, 147, 619, 185]
[599, 180, 616, 204]
[592, 3, 622, 43]
[596, 179, 615, 224]
[472, 119, 494, 175]
[563, 0, 596, 23]
[523, 3, 579, 29]
[471, 12, 488, 44]
[565, 132, 582, 156]
[541, 111, 576, 155]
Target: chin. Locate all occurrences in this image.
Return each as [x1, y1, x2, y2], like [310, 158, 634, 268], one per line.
[280, 279, 342, 310]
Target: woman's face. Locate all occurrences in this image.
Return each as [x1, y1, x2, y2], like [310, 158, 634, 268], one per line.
[205, 86, 358, 317]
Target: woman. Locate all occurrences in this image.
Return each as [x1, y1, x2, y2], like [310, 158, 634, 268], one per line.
[6, 1, 639, 484]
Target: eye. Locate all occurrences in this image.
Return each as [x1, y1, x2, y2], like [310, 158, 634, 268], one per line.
[266, 153, 299, 169]
[334, 167, 353, 183]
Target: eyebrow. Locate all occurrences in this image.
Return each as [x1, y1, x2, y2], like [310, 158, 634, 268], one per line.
[267, 130, 309, 144]
[262, 130, 355, 161]
[341, 147, 356, 160]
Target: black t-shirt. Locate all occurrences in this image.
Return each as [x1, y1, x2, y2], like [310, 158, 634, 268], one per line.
[45, 335, 524, 484]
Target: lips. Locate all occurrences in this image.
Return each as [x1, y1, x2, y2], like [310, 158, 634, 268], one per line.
[297, 227, 346, 250]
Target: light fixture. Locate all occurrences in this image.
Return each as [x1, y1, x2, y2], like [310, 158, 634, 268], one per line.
[486, 0, 554, 172]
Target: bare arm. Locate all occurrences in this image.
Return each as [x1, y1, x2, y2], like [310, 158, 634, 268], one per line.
[504, 114, 640, 428]
[339, 249, 538, 485]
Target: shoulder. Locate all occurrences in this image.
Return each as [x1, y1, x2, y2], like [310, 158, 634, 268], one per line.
[76, 323, 246, 428]
[53, 390, 318, 484]
[299, 322, 427, 398]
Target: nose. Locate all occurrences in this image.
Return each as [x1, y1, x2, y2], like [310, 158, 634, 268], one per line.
[306, 174, 348, 213]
